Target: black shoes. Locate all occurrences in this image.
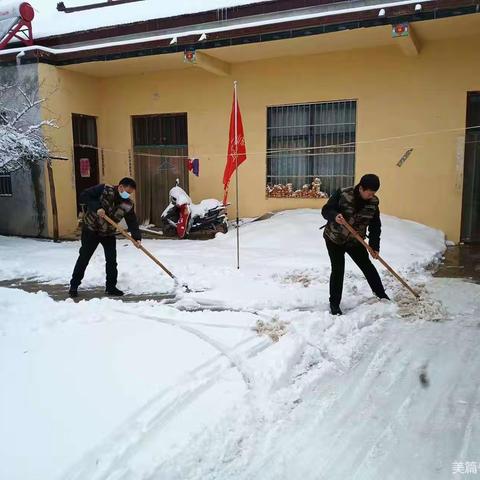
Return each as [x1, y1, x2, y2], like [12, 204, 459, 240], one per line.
[69, 286, 125, 297]
[105, 287, 124, 296]
[330, 304, 343, 316]
[329, 293, 388, 316]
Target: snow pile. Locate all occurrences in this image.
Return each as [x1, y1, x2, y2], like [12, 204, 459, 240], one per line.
[394, 283, 448, 321]
[0, 210, 446, 310]
[254, 315, 288, 342]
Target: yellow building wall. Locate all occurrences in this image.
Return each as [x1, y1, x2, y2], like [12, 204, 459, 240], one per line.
[39, 64, 102, 238]
[40, 32, 480, 241]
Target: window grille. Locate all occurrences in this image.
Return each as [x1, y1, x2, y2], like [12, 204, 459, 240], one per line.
[266, 100, 356, 198]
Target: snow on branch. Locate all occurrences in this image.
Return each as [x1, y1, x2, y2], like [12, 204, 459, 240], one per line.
[0, 79, 56, 174]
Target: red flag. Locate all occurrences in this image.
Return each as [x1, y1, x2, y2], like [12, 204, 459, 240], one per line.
[223, 90, 246, 204]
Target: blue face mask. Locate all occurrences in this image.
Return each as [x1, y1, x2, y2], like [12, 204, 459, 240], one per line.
[119, 190, 130, 200]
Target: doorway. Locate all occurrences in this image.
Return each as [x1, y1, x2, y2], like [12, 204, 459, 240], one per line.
[72, 114, 99, 213]
[461, 93, 480, 243]
[132, 114, 189, 225]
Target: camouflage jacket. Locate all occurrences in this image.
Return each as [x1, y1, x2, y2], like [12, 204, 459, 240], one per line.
[80, 184, 141, 240]
[322, 186, 381, 251]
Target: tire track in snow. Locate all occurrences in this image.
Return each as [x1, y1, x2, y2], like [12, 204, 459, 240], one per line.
[151, 311, 389, 480]
[349, 321, 480, 479]
[62, 329, 271, 480]
[456, 383, 480, 463]
[135, 312, 256, 388]
[79, 304, 340, 480]
[247, 331, 404, 479]
[217, 317, 413, 480]
[349, 355, 430, 478]
[296, 319, 480, 480]
[411, 323, 480, 475]
[300, 322, 427, 479]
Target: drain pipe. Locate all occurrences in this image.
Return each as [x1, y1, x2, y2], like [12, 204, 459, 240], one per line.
[15, 49, 25, 65]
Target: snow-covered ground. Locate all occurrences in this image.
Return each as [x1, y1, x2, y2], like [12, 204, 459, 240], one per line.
[0, 211, 444, 309]
[1, 209, 479, 480]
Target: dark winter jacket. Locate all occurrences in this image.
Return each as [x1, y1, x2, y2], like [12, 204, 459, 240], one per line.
[80, 184, 142, 241]
[322, 186, 381, 251]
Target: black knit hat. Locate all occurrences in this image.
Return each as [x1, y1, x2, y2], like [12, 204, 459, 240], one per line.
[359, 174, 380, 191]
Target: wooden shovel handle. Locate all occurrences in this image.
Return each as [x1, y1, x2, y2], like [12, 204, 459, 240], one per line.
[341, 220, 420, 299]
[103, 215, 177, 281]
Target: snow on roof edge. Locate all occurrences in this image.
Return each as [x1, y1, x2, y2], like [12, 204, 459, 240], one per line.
[27, 0, 277, 39]
[0, 0, 435, 57]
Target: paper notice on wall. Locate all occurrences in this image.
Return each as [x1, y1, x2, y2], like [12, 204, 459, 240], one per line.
[80, 158, 91, 178]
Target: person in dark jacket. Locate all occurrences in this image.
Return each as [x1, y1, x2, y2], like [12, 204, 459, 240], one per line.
[69, 177, 142, 297]
[321, 174, 389, 315]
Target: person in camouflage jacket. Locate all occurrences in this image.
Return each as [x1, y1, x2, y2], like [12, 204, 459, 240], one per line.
[322, 174, 389, 315]
[69, 177, 142, 297]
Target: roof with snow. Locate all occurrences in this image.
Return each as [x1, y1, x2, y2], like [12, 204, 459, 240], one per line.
[0, 0, 478, 64]
[28, 0, 277, 39]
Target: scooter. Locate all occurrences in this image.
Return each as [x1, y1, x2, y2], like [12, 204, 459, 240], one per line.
[161, 182, 229, 239]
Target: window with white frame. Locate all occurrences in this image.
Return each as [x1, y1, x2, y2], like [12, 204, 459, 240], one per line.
[266, 100, 356, 198]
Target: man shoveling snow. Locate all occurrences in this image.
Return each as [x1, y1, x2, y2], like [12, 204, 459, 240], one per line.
[322, 174, 389, 315]
[69, 177, 142, 298]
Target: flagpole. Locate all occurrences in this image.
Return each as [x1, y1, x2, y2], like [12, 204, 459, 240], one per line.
[234, 80, 240, 270]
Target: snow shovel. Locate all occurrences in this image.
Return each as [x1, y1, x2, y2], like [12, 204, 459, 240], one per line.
[341, 220, 420, 299]
[103, 215, 193, 293]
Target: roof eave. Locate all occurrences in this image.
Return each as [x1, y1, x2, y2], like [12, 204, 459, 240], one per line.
[0, 0, 477, 65]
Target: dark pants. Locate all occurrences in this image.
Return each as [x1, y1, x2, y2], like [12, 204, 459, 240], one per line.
[325, 238, 387, 307]
[70, 228, 117, 289]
